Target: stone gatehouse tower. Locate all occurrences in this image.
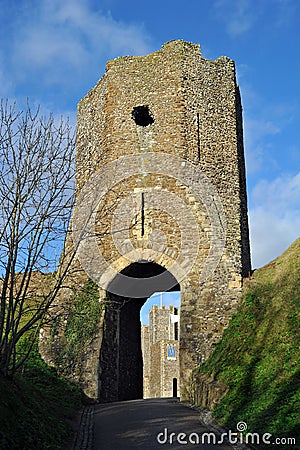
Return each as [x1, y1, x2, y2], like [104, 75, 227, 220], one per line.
[142, 304, 180, 398]
[43, 40, 251, 402]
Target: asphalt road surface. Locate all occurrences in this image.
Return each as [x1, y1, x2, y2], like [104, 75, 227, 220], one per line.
[93, 398, 235, 449]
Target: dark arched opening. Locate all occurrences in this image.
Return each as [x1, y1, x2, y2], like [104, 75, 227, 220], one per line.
[98, 261, 179, 402]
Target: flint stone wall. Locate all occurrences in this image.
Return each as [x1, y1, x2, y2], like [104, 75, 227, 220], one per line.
[42, 40, 251, 401]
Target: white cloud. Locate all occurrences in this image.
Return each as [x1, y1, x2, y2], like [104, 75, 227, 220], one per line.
[244, 115, 280, 174]
[213, 0, 256, 37]
[245, 146, 264, 174]
[240, 81, 295, 177]
[11, 0, 152, 86]
[252, 173, 300, 206]
[0, 52, 13, 98]
[213, 0, 297, 37]
[274, 0, 299, 27]
[249, 172, 300, 268]
[239, 72, 298, 183]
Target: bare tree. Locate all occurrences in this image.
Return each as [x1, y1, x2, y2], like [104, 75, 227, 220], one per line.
[0, 100, 75, 377]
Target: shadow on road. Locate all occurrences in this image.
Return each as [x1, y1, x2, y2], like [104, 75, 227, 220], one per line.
[93, 398, 234, 449]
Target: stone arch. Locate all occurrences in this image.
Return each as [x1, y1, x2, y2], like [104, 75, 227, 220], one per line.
[100, 249, 181, 298]
[98, 260, 180, 402]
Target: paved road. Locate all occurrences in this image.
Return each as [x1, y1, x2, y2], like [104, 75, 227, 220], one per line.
[93, 398, 235, 449]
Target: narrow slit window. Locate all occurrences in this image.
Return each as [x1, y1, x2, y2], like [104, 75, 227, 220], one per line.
[141, 192, 145, 237]
[174, 322, 179, 341]
[197, 112, 201, 161]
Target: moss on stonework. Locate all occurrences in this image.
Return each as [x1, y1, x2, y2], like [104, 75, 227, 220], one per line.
[51, 279, 103, 375]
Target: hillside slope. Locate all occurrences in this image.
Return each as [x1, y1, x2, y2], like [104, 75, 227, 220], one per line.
[0, 343, 82, 449]
[198, 238, 300, 447]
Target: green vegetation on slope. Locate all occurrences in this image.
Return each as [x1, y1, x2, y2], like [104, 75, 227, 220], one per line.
[0, 278, 102, 449]
[199, 238, 300, 446]
[50, 278, 103, 375]
[0, 341, 82, 450]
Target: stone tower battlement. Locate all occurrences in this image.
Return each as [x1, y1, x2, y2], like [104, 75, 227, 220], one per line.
[44, 40, 251, 402]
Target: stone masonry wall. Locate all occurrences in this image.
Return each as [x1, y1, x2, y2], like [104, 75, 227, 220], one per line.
[149, 339, 180, 398]
[143, 305, 180, 398]
[141, 324, 150, 398]
[44, 40, 251, 401]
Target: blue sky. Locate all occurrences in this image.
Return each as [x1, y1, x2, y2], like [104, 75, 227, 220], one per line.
[1, 0, 299, 276]
[140, 291, 181, 324]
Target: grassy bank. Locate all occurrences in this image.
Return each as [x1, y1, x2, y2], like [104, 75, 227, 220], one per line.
[198, 238, 300, 448]
[0, 343, 82, 450]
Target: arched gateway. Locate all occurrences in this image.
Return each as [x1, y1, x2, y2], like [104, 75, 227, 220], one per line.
[41, 40, 251, 402]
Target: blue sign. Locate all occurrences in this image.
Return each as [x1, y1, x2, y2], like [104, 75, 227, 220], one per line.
[167, 345, 176, 358]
